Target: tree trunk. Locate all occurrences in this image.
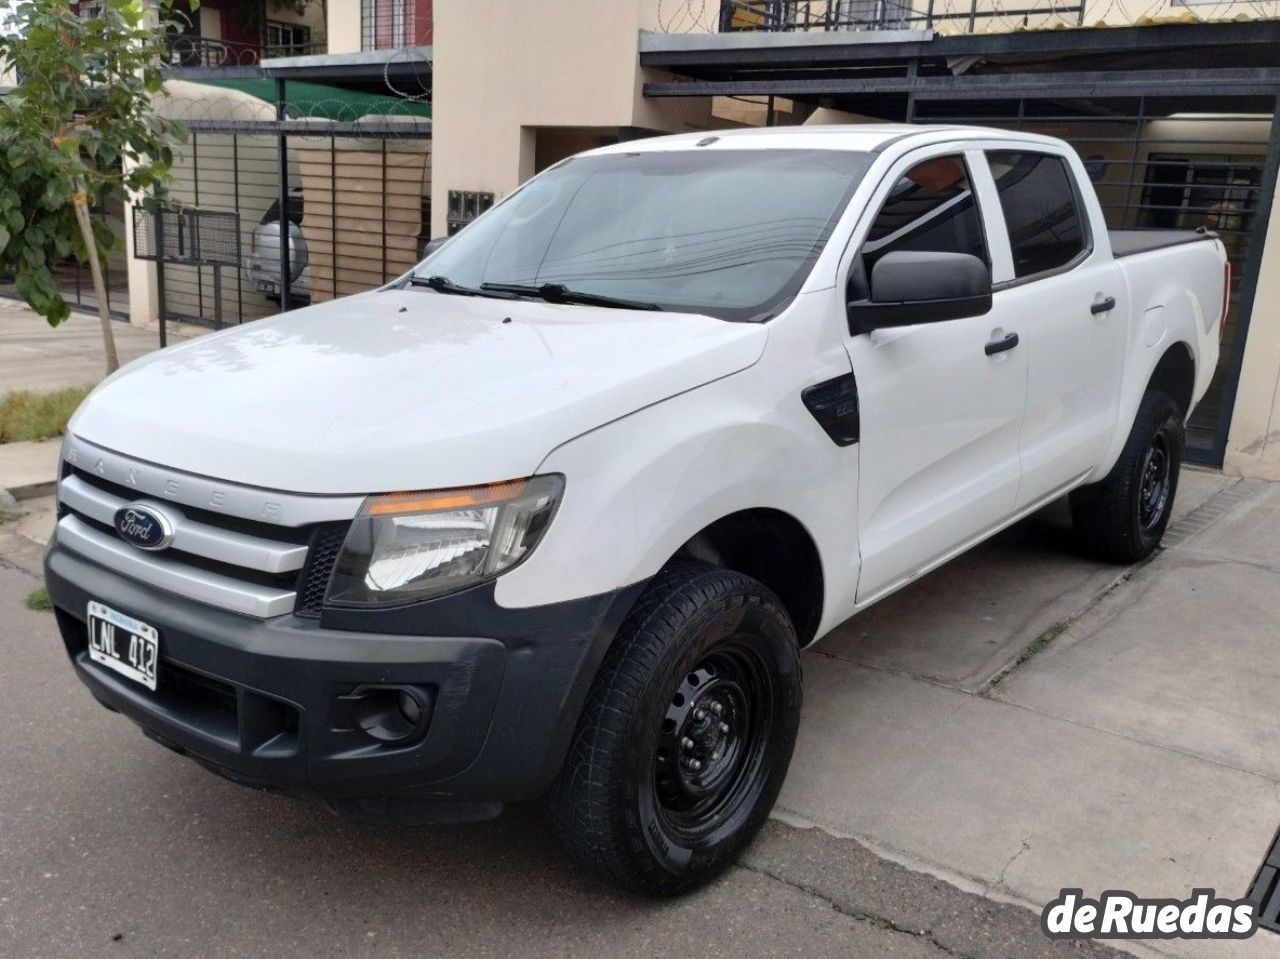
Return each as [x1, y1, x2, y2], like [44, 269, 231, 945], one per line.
[71, 190, 120, 375]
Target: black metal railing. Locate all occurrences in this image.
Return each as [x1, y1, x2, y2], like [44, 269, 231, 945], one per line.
[164, 33, 325, 68]
[719, 0, 1088, 34]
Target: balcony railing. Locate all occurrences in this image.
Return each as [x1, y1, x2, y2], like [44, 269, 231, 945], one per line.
[164, 33, 326, 68]
[717, 0, 1278, 35]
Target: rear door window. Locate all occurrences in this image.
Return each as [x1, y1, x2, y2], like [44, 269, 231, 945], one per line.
[987, 151, 1088, 279]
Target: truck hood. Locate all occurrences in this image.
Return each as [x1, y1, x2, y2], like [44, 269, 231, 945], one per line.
[69, 289, 766, 494]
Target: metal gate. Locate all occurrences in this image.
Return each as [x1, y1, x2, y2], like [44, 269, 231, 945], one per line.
[133, 83, 432, 335]
[0, 195, 129, 320]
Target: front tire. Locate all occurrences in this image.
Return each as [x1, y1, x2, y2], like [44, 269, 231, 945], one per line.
[548, 563, 801, 896]
[1070, 390, 1184, 563]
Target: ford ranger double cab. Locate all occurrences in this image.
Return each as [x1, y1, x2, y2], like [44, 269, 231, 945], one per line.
[45, 125, 1227, 895]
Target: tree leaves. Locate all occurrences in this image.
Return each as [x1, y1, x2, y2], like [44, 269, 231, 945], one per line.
[0, 0, 187, 328]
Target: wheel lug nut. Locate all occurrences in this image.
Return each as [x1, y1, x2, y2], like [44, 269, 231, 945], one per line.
[693, 708, 705, 720]
[687, 758, 703, 771]
[710, 701, 723, 716]
[681, 736, 695, 751]
[719, 722, 730, 734]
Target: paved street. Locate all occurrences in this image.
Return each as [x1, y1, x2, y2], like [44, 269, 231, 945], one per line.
[0, 544, 1121, 959]
[1, 468, 1278, 958]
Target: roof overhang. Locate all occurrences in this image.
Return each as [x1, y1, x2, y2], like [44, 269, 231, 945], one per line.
[639, 21, 1280, 71]
[640, 21, 1280, 118]
[261, 46, 432, 82]
[164, 46, 433, 90]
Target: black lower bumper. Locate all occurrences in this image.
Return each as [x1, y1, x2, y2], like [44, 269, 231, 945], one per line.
[45, 541, 642, 823]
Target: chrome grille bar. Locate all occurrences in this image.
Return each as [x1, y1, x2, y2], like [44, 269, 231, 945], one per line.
[57, 515, 297, 618]
[60, 473, 308, 575]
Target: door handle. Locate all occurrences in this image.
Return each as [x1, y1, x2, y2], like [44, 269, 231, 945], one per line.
[985, 332, 1020, 356]
[1091, 295, 1116, 315]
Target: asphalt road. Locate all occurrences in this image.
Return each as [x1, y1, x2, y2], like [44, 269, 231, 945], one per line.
[0, 552, 1124, 959]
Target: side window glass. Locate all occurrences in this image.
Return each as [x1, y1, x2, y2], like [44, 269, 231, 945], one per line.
[987, 151, 1087, 278]
[854, 155, 988, 298]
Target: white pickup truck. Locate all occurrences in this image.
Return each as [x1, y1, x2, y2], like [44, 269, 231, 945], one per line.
[45, 125, 1227, 895]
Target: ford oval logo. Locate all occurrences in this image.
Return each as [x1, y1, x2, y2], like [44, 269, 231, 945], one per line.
[113, 503, 176, 551]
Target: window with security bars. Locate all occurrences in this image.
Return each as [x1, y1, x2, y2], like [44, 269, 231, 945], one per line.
[361, 0, 425, 50]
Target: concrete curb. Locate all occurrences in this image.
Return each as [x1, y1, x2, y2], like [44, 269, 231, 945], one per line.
[0, 440, 62, 503]
[7, 480, 55, 502]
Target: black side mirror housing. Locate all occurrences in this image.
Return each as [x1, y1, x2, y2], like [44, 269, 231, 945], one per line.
[420, 236, 449, 258]
[847, 250, 992, 334]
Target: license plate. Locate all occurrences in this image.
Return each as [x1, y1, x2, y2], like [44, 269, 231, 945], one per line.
[87, 602, 159, 691]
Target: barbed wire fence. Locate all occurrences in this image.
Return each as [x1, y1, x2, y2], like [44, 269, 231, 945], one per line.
[656, 0, 1280, 36]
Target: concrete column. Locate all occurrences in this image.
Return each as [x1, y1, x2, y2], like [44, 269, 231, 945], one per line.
[327, 0, 363, 54]
[123, 199, 160, 330]
[1225, 172, 1280, 479]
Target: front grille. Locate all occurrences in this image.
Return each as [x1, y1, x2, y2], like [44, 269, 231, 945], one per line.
[56, 439, 357, 618]
[296, 523, 349, 616]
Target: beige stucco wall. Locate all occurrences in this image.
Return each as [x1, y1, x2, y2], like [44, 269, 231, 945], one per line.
[428, 0, 717, 236]
[327, 0, 363, 54]
[1225, 175, 1280, 479]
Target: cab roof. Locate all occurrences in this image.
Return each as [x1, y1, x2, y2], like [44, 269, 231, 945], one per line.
[588, 123, 1063, 156]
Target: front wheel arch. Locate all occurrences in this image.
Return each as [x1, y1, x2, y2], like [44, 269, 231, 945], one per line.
[676, 508, 824, 645]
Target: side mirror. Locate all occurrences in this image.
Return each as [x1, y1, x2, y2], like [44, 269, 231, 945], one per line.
[420, 236, 449, 258]
[847, 251, 992, 334]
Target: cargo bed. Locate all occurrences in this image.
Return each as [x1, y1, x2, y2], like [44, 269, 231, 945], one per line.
[1109, 228, 1217, 259]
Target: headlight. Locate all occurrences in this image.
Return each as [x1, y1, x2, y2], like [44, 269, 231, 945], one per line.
[325, 475, 564, 607]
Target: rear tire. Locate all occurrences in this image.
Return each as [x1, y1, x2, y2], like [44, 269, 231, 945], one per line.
[1070, 390, 1184, 563]
[548, 562, 801, 897]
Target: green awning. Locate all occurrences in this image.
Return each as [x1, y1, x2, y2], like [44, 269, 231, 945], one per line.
[197, 78, 430, 121]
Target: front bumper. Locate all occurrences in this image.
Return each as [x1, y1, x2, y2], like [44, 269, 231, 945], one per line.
[45, 539, 642, 823]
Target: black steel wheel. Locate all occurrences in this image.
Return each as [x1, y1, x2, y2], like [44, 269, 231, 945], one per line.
[549, 562, 801, 896]
[649, 641, 776, 852]
[1138, 432, 1172, 532]
[1071, 390, 1184, 563]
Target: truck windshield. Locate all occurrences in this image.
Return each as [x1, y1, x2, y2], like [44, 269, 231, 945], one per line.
[414, 148, 875, 322]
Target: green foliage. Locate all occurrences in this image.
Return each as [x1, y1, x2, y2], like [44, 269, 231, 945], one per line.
[25, 587, 53, 612]
[0, 0, 190, 326]
[0, 385, 94, 444]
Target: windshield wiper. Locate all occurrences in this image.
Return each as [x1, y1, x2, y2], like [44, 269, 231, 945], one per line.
[481, 282, 662, 311]
[406, 275, 517, 300]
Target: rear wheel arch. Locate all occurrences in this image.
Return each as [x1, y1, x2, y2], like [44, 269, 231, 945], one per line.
[675, 508, 824, 645]
[1147, 341, 1196, 420]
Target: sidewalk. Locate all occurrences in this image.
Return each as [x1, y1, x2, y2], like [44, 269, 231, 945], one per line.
[0, 298, 199, 499]
[0, 297, 172, 393]
[0, 439, 61, 500]
[776, 469, 1280, 959]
